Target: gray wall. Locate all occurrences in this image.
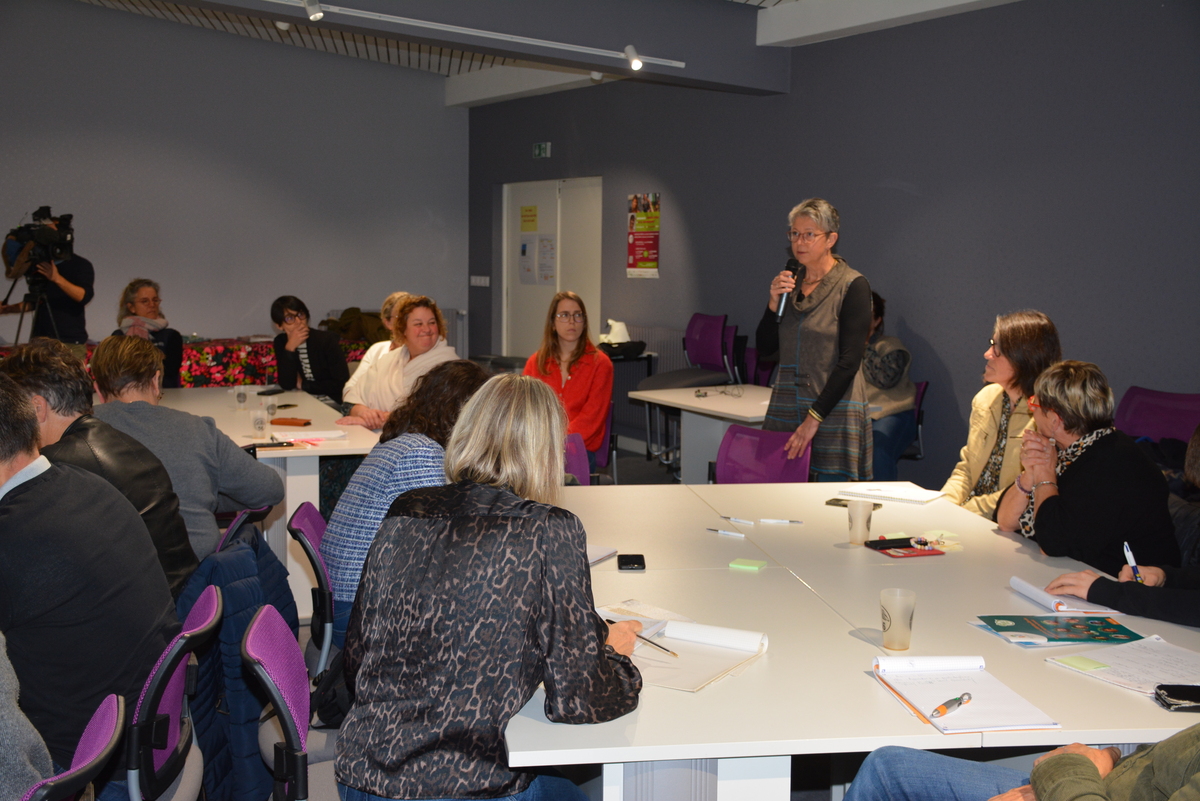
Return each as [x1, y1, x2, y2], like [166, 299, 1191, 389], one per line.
[469, 0, 1200, 488]
[0, 0, 467, 342]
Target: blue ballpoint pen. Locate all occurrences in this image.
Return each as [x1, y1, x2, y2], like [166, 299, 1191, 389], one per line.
[1123, 541, 1144, 584]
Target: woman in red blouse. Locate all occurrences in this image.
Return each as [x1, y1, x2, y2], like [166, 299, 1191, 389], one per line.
[523, 291, 613, 471]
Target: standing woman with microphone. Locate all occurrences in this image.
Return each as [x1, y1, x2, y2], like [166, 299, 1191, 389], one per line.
[756, 198, 873, 480]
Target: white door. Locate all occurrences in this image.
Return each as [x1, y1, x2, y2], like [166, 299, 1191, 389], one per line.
[502, 177, 602, 359]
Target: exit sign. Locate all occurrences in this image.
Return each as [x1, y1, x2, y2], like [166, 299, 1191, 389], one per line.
[532, 142, 552, 158]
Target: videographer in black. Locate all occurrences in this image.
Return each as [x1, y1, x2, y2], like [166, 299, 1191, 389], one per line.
[1, 207, 94, 345]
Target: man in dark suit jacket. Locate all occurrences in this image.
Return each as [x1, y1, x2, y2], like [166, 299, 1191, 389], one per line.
[0, 338, 198, 596]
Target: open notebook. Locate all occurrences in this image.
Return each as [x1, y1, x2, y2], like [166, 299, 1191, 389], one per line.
[873, 655, 1059, 734]
[600, 600, 768, 692]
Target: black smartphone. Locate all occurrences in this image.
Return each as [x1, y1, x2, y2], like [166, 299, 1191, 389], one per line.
[617, 554, 646, 571]
[257, 387, 285, 396]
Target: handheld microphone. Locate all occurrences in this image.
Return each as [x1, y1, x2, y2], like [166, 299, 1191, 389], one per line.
[775, 258, 801, 322]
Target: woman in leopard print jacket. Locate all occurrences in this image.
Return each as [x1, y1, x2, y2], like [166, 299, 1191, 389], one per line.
[336, 374, 643, 801]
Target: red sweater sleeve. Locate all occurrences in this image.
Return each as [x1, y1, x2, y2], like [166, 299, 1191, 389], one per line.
[570, 349, 613, 452]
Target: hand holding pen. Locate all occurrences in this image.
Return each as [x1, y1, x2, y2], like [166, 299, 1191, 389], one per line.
[605, 619, 679, 658]
[1123, 542, 1144, 584]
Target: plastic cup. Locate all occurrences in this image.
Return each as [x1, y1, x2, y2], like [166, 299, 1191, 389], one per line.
[235, 389, 248, 410]
[250, 409, 268, 439]
[848, 500, 873, 545]
[881, 588, 916, 650]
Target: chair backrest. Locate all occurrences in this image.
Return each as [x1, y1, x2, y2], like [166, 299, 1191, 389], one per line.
[215, 505, 272, 553]
[714, 425, 811, 484]
[23, 695, 125, 801]
[1114, 386, 1200, 443]
[900, 381, 930, 462]
[683, 314, 729, 374]
[242, 605, 310, 801]
[564, 433, 590, 484]
[594, 402, 615, 471]
[287, 502, 335, 677]
[128, 585, 223, 801]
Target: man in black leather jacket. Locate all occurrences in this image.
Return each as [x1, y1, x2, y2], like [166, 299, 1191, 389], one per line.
[0, 339, 198, 596]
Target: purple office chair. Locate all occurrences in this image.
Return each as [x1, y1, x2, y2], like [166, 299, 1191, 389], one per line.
[127, 584, 223, 801]
[286, 502, 336, 678]
[713, 425, 811, 484]
[1114, 386, 1200, 443]
[23, 695, 125, 801]
[899, 381, 930, 461]
[564, 433, 590, 485]
[242, 605, 314, 801]
[215, 505, 273, 553]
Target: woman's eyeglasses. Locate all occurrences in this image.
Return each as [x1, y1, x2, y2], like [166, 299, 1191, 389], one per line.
[787, 230, 828, 243]
[283, 313, 306, 324]
[555, 312, 585, 322]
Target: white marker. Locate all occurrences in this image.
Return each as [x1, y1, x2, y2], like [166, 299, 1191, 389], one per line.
[706, 528, 745, 538]
[760, 518, 803, 525]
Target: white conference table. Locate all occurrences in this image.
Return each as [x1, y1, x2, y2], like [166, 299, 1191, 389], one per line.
[504, 482, 1200, 800]
[158, 386, 378, 618]
[627, 385, 772, 483]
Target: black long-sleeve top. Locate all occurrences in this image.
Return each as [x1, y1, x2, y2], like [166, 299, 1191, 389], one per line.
[337, 480, 641, 799]
[1031, 430, 1180, 577]
[755, 275, 871, 420]
[1088, 566, 1200, 628]
[272, 327, 350, 403]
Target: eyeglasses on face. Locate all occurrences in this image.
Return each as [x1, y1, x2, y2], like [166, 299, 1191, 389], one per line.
[134, 297, 161, 306]
[787, 230, 828, 243]
[283, 313, 306, 324]
[555, 311, 585, 322]
[1028, 397, 1042, 410]
[989, 338, 1001, 355]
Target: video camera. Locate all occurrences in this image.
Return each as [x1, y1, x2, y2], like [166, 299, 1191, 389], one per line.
[3, 206, 75, 293]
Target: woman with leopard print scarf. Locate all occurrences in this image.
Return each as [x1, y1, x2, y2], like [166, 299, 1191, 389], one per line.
[996, 361, 1179, 577]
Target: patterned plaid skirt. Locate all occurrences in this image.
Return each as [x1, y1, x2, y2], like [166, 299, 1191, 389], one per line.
[763, 382, 873, 481]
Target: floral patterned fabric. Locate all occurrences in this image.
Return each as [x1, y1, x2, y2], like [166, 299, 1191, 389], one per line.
[0, 338, 370, 388]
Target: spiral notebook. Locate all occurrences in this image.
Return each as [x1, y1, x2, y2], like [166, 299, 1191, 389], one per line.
[872, 655, 1060, 733]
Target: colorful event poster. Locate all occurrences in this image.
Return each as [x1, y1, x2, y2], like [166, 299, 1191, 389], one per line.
[627, 193, 660, 278]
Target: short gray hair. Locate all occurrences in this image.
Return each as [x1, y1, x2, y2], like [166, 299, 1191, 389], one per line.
[788, 198, 840, 233]
[444, 374, 566, 506]
[1034, 361, 1114, 436]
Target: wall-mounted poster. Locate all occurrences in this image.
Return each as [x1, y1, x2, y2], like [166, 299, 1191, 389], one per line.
[537, 235, 557, 284]
[627, 193, 660, 278]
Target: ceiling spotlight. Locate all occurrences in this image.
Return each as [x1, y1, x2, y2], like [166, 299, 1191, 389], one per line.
[624, 45, 642, 71]
[274, 20, 292, 31]
[590, 71, 603, 82]
[301, 0, 323, 22]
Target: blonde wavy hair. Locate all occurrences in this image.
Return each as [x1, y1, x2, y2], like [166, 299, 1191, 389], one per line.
[444, 374, 565, 506]
[381, 291, 412, 344]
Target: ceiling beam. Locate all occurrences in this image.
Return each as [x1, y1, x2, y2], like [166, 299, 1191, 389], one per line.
[757, 0, 1025, 47]
[185, 0, 792, 94]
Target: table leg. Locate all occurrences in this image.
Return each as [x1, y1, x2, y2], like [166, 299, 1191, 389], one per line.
[265, 454, 319, 621]
[596, 757, 788, 800]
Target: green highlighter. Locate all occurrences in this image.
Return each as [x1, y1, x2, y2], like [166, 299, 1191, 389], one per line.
[729, 558, 767, 571]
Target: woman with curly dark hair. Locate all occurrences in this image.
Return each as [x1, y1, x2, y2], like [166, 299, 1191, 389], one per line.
[320, 359, 490, 646]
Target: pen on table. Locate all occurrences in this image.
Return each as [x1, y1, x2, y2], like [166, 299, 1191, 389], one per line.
[760, 519, 803, 525]
[706, 528, 745, 538]
[604, 619, 679, 658]
[929, 692, 971, 718]
[721, 516, 754, 525]
[1124, 541, 1144, 584]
